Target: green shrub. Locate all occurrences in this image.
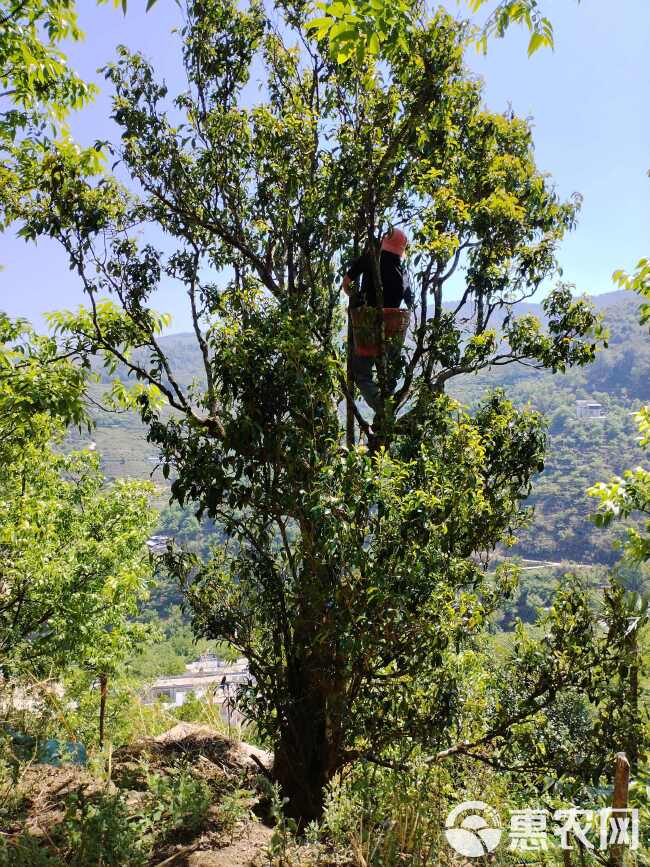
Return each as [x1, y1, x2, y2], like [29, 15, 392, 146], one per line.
[59, 793, 148, 867]
[0, 835, 59, 867]
[217, 788, 254, 841]
[140, 764, 211, 839]
[0, 756, 212, 866]
[0, 792, 147, 867]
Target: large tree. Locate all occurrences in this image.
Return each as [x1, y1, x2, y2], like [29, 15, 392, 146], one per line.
[22, 0, 625, 819]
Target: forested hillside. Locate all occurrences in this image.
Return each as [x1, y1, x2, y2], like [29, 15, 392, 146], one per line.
[72, 290, 649, 570]
[450, 290, 650, 564]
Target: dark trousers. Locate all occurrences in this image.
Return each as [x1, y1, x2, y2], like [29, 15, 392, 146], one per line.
[351, 344, 402, 413]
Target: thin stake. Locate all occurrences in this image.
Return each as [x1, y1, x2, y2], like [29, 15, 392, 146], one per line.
[609, 751, 630, 867]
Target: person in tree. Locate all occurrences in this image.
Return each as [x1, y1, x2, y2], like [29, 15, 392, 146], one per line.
[342, 227, 412, 413]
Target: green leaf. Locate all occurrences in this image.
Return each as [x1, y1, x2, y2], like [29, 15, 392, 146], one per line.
[307, 16, 334, 31]
[527, 32, 545, 56]
[327, 2, 348, 18]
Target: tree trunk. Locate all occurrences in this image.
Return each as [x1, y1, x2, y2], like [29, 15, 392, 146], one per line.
[626, 631, 640, 768]
[98, 673, 108, 748]
[272, 727, 340, 823]
[276, 535, 349, 822]
[271, 677, 346, 823]
[346, 310, 355, 449]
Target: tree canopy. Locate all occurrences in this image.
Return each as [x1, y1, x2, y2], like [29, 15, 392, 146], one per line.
[0, 314, 156, 686]
[0, 0, 164, 230]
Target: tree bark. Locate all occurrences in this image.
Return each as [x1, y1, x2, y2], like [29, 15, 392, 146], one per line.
[626, 630, 640, 768]
[272, 736, 340, 823]
[271, 674, 345, 823]
[346, 310, 355, 449]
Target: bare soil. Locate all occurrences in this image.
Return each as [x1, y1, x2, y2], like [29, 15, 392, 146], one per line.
[2, 723, 279, 866]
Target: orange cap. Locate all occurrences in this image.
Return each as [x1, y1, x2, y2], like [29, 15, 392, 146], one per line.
[380, 227, 408, 256]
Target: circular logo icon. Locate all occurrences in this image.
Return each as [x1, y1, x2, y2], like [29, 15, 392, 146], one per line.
[445, 801, 502, 858]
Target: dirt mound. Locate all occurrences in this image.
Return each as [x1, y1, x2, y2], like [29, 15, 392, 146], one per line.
[2, 727, 279, 866]
[113, 722, 272, 780]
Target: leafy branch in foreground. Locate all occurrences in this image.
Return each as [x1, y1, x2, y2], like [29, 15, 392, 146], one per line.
[0, 314, 157, 748]
[0, 0, 164, 230]
[467, 0, 579, 56]
[308, 0, 580, 67]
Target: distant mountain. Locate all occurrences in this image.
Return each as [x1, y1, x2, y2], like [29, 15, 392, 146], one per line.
[100, 289, 645, 396]
[445, 290, 650, 403]
[443, 290, 649, 564]
[78, 289, 649, 570]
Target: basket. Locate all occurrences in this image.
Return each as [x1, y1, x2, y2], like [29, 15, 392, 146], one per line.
[350, 307, 410, 358]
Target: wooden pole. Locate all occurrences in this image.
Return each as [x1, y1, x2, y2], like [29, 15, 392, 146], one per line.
[626, 628, 640, 768]
[608, 751, 630, 867]
[98, 673, 108, 749]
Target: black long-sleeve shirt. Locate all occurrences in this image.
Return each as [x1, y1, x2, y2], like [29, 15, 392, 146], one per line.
[345, 251, 410, 308]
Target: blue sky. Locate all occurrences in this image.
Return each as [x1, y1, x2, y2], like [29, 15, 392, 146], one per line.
[1, 0, 648, 332]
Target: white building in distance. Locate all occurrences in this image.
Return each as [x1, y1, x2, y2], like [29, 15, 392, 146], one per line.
[576, 400, 606, 419]
[145, 657, 249, 709]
